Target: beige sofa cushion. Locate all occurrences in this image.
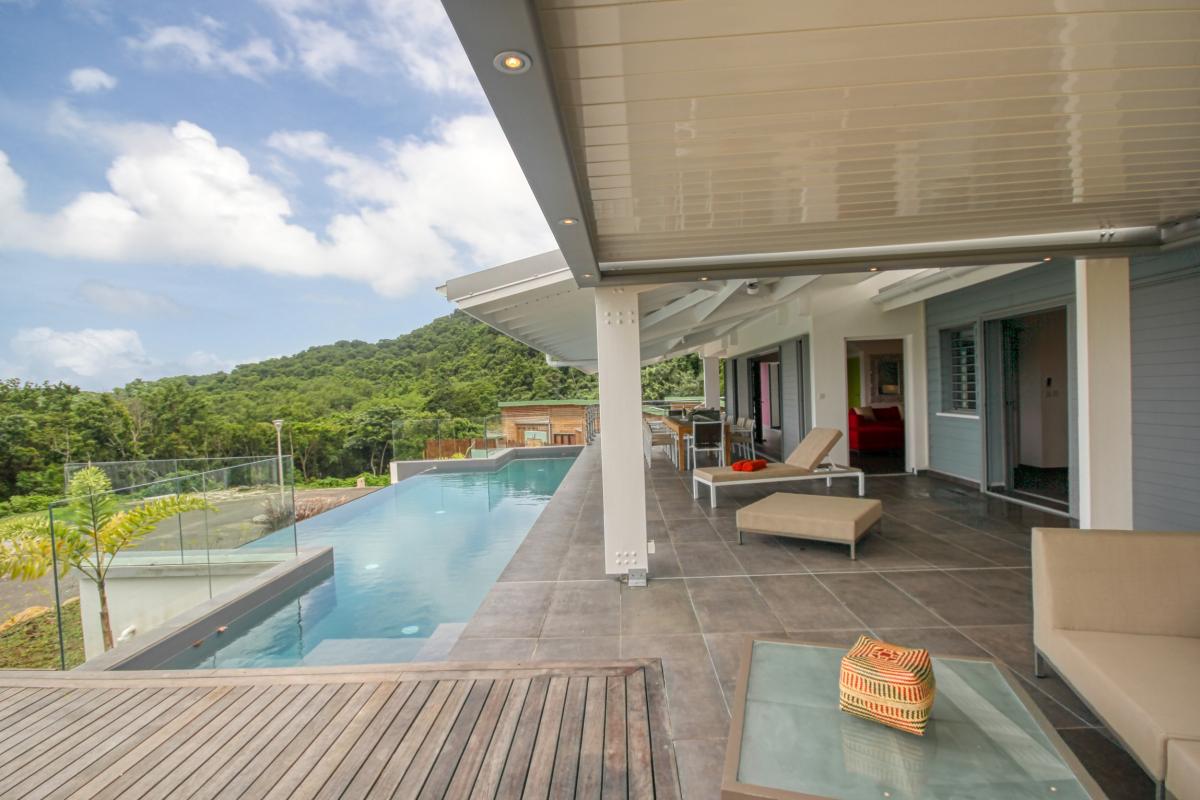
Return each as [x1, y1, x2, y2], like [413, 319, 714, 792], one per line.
[1033, 529, 1200, 639]
[736, 494, 881, 543]
[1043, 630, 1200, 778]
[1168, 739, 1200, 800]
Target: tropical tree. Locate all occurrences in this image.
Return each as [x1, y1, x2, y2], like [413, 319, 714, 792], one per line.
[0, 467, 212, 651]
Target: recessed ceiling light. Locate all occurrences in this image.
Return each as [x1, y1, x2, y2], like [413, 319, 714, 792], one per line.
[558, 216, 579, 226]
[699, 276, 709, 281]
[582, 272, 593, 278]
[493, 50, 531, 74]
[868, 266, 880, 272]
[1043, 257, 1053, 262]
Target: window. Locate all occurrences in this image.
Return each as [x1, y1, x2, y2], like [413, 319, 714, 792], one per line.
[942, 326, 977, 412]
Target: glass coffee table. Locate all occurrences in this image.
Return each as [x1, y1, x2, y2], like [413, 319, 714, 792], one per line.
[722, 639, 1106, 799]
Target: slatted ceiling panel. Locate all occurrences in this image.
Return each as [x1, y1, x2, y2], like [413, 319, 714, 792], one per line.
[533, 0, 1200, 266]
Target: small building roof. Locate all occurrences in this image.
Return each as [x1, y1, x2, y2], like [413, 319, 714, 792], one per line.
[497, 399, 596, 408]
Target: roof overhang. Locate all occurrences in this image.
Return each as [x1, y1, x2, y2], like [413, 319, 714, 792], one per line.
[441, 0, 1200, 288]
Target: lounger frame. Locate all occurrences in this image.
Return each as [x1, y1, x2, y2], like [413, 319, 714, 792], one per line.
[692, 463, 865, 508]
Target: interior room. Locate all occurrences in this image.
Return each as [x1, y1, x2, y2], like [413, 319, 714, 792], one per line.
[846, 339, 906, 474]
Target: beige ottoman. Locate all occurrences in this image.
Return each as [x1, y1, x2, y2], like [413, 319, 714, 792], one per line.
[735, 493, 882, 559]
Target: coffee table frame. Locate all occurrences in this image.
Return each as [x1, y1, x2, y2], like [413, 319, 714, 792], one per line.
[721, 637, 1108, 799]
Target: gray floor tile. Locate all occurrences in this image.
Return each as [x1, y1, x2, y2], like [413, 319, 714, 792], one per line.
[541, 581, 621, 638]
[648, 540, 683, 578]
[1058, 728, 1155, 800]
[882, 570, 1029, 626]
[750, 574, 862, 632]
[675, 542, 746, 577]
[815, 572, 942, 628]
[459, 582, 552, 639]
[872, 626, 991, 658]
[621, 634, 730, 739]
[621, 579, 700, 635]
[447, 637, 536, 661]
[557, 544, 606, 580]
[727, 537, 808, 575]
[531, 636, 621, 661]
[666, 517, 723, 544]
[674, 739, 726, 800]
[685, 576, 784, 633]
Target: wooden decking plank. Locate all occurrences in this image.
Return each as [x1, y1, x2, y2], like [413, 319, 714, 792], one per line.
[167, 684, 304, 799]
[495, 674, 551, 799]
[340, 680, 436, 799]
[575, 676, 608, 800]
[0, 688, 55, 727]
[0, 688, 120, 766]
[185, 683, 330, 800]
[644, 661, 682, 800]
[0, 687, 85, 741]
[466, 677, 531, 799]
[394, 679, 477, 798]
[84, 686, 255, 800]
[625, 669, 655, 799]
[0, 687, 166, 796]
[288, 681, 400, 800]
[368, 679, 458, 797]
[235, 682, 362, 799]
[311, 681, 420, 800]
[549, 675, 588, 798]
[260, 682, 380, 800]
[144, 684, 288, 798]
[48, 687, 221, 800]
[416, 679, 494, 800]
[440, 678, 513, 800]
[602, 675, 628, 799]
[25, 687, 209, 800]
[3, 687, 174, 798]
[523, 675, 569, 798]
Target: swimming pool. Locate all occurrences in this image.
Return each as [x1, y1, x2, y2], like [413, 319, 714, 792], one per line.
[161, 457, 575, 668]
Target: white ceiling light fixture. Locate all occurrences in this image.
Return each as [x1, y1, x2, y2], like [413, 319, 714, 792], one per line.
[493, 50, 531, 74]
[558, 217, 579, 226]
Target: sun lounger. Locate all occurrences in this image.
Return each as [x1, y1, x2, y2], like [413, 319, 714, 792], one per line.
[691, 427, 865, 507]
[735, 493, 881, 558]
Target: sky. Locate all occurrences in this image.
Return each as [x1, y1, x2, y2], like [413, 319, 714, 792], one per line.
[0, 0, 555, 390]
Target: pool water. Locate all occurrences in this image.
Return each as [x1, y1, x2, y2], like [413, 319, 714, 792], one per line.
[161, 457, 575, 669]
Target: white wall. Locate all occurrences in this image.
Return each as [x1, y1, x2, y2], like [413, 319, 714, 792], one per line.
[716, 275, 929, 470]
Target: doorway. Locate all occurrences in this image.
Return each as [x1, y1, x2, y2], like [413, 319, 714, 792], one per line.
[747, 350, 783, 461]
[983, 308, 1070, 512]
[845, 339, 906, 474]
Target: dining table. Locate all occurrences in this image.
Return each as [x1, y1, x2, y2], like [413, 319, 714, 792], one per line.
[657, 415, 733, 473]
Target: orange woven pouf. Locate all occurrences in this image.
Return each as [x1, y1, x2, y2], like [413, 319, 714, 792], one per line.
[839, 635, 936, 735]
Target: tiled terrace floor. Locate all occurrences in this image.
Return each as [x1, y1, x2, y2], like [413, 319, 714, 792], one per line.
[444, 444, 1154, 800]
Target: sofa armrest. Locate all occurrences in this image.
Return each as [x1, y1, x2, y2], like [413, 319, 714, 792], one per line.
[1033, 528, 1200, 643]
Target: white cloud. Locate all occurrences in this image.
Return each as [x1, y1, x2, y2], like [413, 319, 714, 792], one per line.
[128, 25, 283, 80]
[0, 111, 553, 297]
[78, 280, 181, 315]
[5, 327, 238, 389]
[361, 0, 478, 95]
[67, 67, 118, 93]
[10, 327, 150, 380]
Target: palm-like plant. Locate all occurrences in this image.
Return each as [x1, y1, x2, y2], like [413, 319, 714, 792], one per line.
[0, 467, 213, 651]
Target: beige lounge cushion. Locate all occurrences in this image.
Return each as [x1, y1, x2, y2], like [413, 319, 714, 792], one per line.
[1041, 630, 1200, 778]
[736, 493, 881, 544]
[1033, 529, 1200, 639]
[784, 427, 843, 469]
[1168, 739, 1200, 800]
[694, 463, 813, 484]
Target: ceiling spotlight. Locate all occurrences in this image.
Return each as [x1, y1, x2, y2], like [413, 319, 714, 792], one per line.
[868, 266, 880, 272]
[558, 216, 579, 226]
[494, 50, 531, 74]
[582, 273, 593, 278]
[699, 276, 709, 281]
[1043, 256, 1053, 262]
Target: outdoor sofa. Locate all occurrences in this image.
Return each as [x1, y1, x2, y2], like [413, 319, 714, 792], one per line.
[691, 427, 864, 508]
[1033, 527, 1200, 800]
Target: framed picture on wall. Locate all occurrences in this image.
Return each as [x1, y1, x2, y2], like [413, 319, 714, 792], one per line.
[871, 354, 903, 401]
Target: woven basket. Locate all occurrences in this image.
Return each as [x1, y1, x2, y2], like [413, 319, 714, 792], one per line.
[839, 635, 936, 736]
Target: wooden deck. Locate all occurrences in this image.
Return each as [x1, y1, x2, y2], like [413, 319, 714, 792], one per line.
[0, 660, 681, 799]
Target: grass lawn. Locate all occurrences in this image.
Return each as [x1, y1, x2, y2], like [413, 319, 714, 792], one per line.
[0, 597, 86, 670]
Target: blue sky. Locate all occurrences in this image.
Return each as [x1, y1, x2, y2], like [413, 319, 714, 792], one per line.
[0, 0, 554, 390]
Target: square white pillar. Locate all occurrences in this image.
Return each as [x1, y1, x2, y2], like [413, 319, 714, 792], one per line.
[594, 287, 649, 576]
[1076, 258, 1133, 529]
[702, 356, 721, 410]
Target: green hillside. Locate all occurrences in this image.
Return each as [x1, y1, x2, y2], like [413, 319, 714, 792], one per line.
[0, 312, 704, 506]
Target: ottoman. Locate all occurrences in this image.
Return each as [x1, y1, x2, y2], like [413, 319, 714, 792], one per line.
[735, 493, 882, 558]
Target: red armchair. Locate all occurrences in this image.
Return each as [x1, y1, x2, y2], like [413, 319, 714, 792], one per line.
[848, 406, 905, 452]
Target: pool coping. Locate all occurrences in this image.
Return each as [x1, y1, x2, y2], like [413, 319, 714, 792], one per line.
[77, 546, 334, 671]
[390, 444, 583, 483]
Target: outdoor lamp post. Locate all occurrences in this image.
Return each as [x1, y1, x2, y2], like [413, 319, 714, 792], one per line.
[273, 419, 285, 508]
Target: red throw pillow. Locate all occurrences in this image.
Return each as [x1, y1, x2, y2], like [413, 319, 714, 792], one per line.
[746, 459, 768, 471]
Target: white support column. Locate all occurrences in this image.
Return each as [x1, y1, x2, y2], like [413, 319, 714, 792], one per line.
[702, 356, 721, 410]
[1076, 258, 1134, 529]
[595, 287, 649, 577]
